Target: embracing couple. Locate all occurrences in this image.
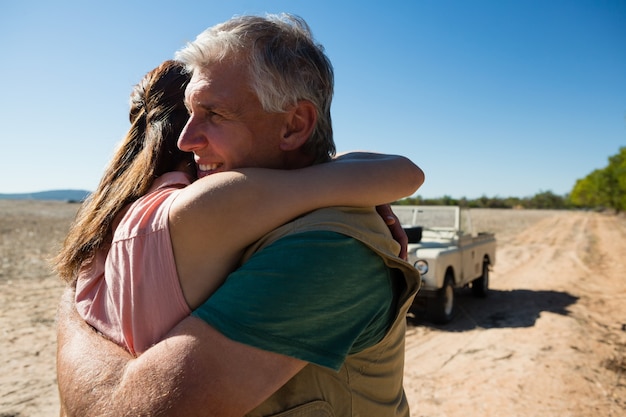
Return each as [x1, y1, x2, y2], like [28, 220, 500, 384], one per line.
[54, 13, 425, 417]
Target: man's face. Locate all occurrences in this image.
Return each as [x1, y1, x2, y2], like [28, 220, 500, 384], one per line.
[178, 59, 290, 178]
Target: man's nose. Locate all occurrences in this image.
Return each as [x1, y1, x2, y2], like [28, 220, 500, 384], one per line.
[177, 118, 205, 152]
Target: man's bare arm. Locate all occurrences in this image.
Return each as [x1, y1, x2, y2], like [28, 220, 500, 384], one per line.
[57, 288, 130, 416]
[56, 288, 305, 416]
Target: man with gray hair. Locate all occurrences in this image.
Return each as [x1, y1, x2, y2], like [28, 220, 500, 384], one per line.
[57, 14, 421, 416]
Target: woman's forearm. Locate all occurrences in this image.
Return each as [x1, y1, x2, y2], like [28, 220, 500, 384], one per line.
[312, 151, 425, 207]
[226, 152, 423, 222]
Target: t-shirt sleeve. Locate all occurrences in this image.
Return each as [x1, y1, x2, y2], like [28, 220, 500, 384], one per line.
[192, 231, 395, 371]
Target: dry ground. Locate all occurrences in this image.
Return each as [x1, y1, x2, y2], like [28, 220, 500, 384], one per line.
[0, 201, 624, 416]
[405, 208, 626, 416]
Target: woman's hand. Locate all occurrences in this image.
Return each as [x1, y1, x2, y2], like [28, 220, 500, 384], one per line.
[376, 204, 408, 261]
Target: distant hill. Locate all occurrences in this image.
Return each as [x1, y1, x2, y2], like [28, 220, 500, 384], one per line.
[0, 189, 91, 202]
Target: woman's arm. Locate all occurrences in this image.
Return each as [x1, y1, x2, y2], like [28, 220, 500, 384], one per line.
[169, 152, 424, 308]
[180, 151, 423, 210]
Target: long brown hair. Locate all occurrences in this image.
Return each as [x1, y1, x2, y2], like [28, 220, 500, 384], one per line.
[53, 60, 193, 283]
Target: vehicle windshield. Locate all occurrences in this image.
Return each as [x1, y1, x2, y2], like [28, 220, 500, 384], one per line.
[391, 206, 459, 230]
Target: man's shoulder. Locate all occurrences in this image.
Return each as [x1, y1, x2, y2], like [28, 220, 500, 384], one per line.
[291, 206, 386, 237]
[241, 206, 390, 262]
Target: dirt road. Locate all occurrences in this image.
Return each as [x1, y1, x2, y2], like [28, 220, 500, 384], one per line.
[404, 209, 626, 416]
[0, 202, 625, 416]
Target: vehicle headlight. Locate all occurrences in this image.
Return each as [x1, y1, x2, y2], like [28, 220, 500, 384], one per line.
[414, 259, 429, 275]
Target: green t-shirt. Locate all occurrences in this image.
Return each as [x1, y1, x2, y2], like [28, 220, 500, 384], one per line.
[192, 231, 395, 370]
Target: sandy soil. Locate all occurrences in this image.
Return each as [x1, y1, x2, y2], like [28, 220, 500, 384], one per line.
[0, 201, 624, 416]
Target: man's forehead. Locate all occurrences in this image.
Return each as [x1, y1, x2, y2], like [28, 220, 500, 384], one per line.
[184, 69, 225, 104]
[185, 64, 252, 103]
[186, 71, 212, 93]
[184, 71, 262, 120]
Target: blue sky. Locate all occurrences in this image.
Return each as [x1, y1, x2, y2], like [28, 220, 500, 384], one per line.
[1, 0, 624, 198]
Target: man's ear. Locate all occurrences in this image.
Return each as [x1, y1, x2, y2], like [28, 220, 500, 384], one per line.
[280, 100, 317, 151]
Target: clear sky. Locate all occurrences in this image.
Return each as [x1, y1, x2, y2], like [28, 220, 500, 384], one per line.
[1, 0, 624, 198]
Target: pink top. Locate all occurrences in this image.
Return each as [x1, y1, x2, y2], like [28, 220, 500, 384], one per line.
[75, 172, 193, 355]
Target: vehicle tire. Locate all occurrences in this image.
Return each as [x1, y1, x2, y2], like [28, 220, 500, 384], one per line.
[471, 261, 489, 298]
[428, 272, 455, 324]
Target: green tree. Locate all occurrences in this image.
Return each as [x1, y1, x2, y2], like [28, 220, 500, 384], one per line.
[570, 169, 608, 208]
[605, 147, 626, 211]
[529, 190, 567, 209]
[570, 146, 626, 212]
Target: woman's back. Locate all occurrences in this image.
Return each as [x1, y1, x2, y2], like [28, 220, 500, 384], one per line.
[76, 172, 193, 355]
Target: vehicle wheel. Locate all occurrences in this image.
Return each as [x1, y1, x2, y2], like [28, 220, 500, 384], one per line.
[428, 272, 455, 324]
[471, 261, 489, 298]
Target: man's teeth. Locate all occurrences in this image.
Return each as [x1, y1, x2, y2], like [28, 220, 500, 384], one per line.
[199, 163, 220, 171]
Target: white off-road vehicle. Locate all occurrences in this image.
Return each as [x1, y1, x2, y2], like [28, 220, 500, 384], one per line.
[392, 205, 496, 324]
